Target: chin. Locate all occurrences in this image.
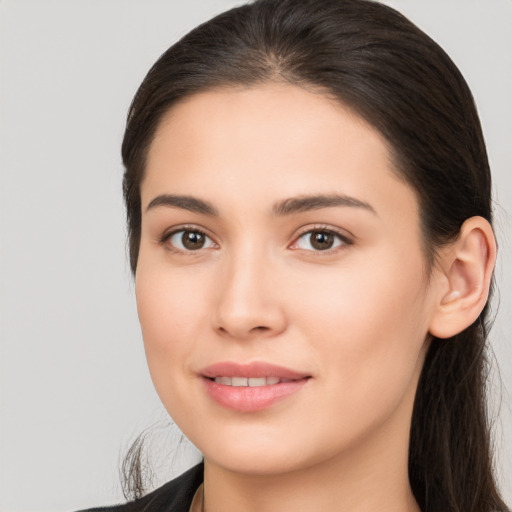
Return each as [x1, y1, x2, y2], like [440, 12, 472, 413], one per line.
[196, 424, 340, 477]
[205, 446, 309, 476]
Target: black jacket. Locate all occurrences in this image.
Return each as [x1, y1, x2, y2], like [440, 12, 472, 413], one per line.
[78, 463, 204, 512]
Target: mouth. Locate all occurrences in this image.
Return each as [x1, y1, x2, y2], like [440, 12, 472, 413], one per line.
[200, 362, 311, 412]
[210, 376, 295, 386]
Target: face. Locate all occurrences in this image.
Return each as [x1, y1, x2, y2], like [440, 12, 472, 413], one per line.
[136, 84, 437, 476]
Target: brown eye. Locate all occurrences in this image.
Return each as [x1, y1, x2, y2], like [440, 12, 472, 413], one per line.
[294, 229, 348, 252]
[310, 231, 335, 250]
[167, 229, 215, 252]
[182, 231, 205, 250]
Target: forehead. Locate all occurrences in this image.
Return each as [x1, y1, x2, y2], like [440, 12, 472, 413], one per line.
[143, 83, 418, 222]
[148, 84, 388, 165]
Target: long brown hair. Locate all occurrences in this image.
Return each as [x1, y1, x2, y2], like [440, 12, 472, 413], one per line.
[120, 1, 509, 510]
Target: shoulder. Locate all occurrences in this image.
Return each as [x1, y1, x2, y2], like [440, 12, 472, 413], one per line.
[76, 463, 204, 512]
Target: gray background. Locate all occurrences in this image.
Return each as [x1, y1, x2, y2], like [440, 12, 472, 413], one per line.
[0, 1, 510, 510]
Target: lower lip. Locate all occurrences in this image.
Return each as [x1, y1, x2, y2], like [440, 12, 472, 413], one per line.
[202, 378, 310, 412]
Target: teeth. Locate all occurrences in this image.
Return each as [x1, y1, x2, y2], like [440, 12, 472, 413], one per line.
[231, 377, 248, 387]
[213, 376, 287, 386]
[248, 377, 266, 387]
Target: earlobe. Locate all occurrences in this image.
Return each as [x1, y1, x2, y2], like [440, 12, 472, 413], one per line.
[429, 216, 496, 339]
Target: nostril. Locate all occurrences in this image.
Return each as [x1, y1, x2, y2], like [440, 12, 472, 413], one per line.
[213, 300, 287, 339]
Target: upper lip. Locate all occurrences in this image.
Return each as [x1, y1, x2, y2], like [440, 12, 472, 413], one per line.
[200, 361, 310, 380]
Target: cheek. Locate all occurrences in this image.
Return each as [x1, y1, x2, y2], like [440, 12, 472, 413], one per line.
[134, 255, 208, 390]
[291, 249, 430, 417]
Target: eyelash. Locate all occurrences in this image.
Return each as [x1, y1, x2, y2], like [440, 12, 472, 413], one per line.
[291, 225, 353, 255]
[160, 225, 216, 255]
[159, 224, 353, 256]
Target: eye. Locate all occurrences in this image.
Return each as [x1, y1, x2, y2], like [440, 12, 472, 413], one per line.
[164, 228, 216, 252]
[292, 228, 350, 252]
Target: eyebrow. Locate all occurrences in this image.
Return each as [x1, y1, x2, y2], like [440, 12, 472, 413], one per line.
[271, 194, 376, 216]
[145, 193, 376, 216]
[146, 194, 219, 215]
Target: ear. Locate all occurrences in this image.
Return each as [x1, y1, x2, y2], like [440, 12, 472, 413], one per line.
[429, 216, 496, 339]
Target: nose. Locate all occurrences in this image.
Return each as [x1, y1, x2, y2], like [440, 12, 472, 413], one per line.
[212, 246, 287, 341]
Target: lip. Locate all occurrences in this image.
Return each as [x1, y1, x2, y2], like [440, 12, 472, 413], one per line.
[201, 361, 310, 380]
[200, 361, 311, 412]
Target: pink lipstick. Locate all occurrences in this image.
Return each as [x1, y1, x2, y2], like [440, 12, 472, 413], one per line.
[200, 362, 311, 412]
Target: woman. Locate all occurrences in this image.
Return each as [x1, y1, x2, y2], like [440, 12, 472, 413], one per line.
[87, 0, 510, 510]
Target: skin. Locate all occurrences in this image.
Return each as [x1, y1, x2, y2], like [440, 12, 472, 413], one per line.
[135, 83, 456, 511]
